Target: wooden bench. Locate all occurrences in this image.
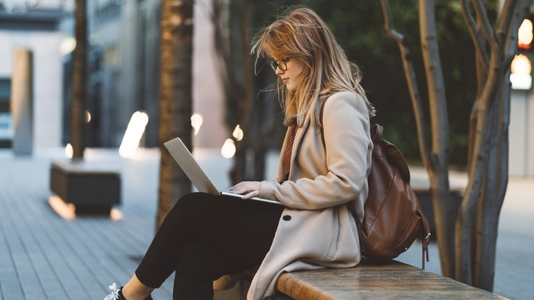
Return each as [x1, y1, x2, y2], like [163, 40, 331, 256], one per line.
[273, 258, 506, 299]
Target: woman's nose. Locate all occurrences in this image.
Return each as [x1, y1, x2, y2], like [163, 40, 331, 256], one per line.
[275, 67, 284, 75]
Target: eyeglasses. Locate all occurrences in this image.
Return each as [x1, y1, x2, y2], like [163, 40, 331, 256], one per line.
[269, 58, 289, 72]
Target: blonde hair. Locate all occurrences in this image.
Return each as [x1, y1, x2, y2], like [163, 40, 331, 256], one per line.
[252, 7, 375, 127]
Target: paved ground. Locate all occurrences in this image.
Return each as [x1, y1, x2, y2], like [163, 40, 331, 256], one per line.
[0, 147, 532, 300]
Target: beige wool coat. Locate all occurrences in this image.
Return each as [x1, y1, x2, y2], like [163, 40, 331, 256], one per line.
[247, 91, 374, 300]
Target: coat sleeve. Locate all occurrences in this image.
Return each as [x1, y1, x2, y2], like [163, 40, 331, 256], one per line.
[258, 92, 373, 210]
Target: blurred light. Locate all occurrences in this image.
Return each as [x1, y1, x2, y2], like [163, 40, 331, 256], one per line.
[65, 143, 73, 158]
[60, 38, 76, 55]
[48, 195, 75, 220]
[48, 195, 123, 221]
[119, 111, 149, 158]
[86, 111, 91, 123]
[110, 208, 123, 221]
[511, 54, 532, 90]
[191, 113, 203, 136]
[221, 138, 236, 159]
[232, 124, 243, 141]
[510, 74, 532, 90]
[518, 19, 533, 50]
[511, 54, 531, 74]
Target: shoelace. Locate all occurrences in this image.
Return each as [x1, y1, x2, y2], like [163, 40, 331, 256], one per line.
[104, 283, 120, 300]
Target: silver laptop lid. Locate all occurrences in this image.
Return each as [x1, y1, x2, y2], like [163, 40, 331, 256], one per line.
[163, 137, 220, 195]
[164, 137, 283, 206]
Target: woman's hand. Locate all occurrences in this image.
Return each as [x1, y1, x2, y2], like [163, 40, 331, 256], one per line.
[228, 181, 260, 200]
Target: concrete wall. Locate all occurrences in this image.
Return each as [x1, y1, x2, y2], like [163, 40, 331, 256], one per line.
[193, 0, 227, 149]
[509, 89, 534, 177]
[0, 30, 63, 149]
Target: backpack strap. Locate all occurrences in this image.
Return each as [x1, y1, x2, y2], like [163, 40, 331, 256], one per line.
[319, 99, 327, 145]
[371, 123, 383, 143]
[415, 209, 431, 269]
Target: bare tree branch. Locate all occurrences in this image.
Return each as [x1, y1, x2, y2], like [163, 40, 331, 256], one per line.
[380, 0, 429, 166]
[471, 0, 498, 48]
[468, 1, 491, 170]
[460, 0, 489, 71]
[381, 0, 402, 41]
[496, 0, 519, 46]
[494, 75, 511, 220]
[466, 1, 490, 170]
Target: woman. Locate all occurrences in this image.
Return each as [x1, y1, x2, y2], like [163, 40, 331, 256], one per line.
[105, 6, 374, 300]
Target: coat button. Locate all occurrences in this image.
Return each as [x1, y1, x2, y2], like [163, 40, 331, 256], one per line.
[283, 215, 291, 221]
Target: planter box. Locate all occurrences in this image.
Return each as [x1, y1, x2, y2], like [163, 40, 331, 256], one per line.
[50, 159, 121, 213]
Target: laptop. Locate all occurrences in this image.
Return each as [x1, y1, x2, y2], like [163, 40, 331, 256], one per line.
[164, 137, 283, 206]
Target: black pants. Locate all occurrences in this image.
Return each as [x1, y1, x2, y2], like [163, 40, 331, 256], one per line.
[135, 192, 284, 300]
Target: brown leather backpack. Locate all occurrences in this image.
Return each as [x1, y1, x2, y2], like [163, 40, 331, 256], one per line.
[319, 100, 431, 268]
[357, 124, 431, 268]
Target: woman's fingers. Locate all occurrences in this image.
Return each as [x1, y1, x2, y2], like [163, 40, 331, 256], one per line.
[242, 189, 260, 200]
[229, 181, 260, 199]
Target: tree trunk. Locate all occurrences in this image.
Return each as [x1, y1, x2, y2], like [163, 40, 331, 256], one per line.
[71, 0, 88, 160]
[455, 51, 501, 285]
[156, 0, 194, 229]
[419, 0, 456, 279]
[229, 0, 254, 184]
[455, 0, 526, 287]
[473, 0, 526, 288]
[473, 79, 508, 290]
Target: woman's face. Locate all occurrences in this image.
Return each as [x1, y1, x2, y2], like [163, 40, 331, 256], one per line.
[272, 57, 305, 92]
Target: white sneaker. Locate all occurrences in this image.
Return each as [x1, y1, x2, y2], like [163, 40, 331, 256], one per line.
[104, 283, 125, 300]
[104, 283, 154, 300]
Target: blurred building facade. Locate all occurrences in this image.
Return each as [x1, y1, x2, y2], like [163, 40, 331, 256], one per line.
[510, 87, 534, 177]
[1, 0, 227, 151]
[70, 0, 227, 149]
[0, 0, 65, 149]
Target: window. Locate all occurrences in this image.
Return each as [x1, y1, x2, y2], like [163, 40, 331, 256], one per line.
[0, 78, 13, 143]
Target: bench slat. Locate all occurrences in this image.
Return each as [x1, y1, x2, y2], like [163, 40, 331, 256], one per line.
[275, 259, 507, 299]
